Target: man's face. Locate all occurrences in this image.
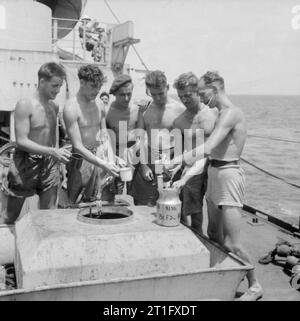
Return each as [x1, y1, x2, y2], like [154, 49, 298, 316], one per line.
[198, 77, 219, 108]
[198, 86, 217, 108]
[40, 76, 64, 100]
[199, 78, 216, 108]
[114, 83, 133, 107]
[177, 86, 199, 110]
[148, 85, 168, 107]
[100, 95, 109, 105]
[81, 80, 102, 101]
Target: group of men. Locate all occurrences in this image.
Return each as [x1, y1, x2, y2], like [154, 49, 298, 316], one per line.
[0, 62, 263, 301]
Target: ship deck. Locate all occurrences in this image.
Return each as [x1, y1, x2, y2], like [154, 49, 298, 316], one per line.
[0, 194, 300, 301]
[200, 204, 300, 301]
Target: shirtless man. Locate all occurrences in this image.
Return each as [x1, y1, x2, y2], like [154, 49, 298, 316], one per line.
[169, 71, 263, 301]
[172, 72, 218, 233]
[1, 62, 71, 224]
[105, 74, 140, 197]
[130, 70, 185, 205]
[106, 74, 140, 159]
[63, 64, 120, 204]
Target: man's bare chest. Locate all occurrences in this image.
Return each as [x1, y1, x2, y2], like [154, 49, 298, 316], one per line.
[30, 108, 57, 131]
[78, 109, 102, 129]
[107, 108, 131, 126]
[145, 109, 174, 129]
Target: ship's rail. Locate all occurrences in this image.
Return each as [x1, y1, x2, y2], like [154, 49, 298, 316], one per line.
[51, 17, 112, 64]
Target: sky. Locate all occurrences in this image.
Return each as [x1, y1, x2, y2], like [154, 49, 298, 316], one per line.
[85, 0, 300, 95]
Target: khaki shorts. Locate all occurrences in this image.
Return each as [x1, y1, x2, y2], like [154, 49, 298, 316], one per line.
[66, 149, 106, 204]
[129, 147, 174, 206]
[181, 171, 207, 217]
[206, 164, 245, 208]
[3, 149, 60, 198]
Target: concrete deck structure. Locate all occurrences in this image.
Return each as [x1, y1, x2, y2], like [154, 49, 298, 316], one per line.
[15, 207, 210, 290]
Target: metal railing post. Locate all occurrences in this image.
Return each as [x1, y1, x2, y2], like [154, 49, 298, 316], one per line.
[72, 26, 76, 60]
[10, 111, 15, 142]
[52, 18, 58, 53]
[83, 20, 87, 60]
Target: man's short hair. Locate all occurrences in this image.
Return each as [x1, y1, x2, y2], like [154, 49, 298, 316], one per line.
[173, 72, 199, 92]
[78, 64, 106, 86]
[38, 62, 66, 82]
[100, 91, 109, 99]
[201, 84, 218, 94]
[201, 71, 225, 90]
[145, 70, 167, 89]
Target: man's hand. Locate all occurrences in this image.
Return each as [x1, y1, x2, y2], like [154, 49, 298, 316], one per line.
[115, 156, 127, 168]
[137, 99, 151, 113]
[51, 146, 72, 163]
[171, 178, 187, 190]
[163, 163, 182, 180]
[141, 164, 154, 181]
[102, 162, 120, 177]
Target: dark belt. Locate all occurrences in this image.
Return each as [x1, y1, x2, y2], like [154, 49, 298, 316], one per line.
[209, 159, 240, 167]
[117, 141, 136, 149]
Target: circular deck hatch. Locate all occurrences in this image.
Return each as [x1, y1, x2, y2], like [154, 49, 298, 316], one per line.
[77, 205, 134, 225]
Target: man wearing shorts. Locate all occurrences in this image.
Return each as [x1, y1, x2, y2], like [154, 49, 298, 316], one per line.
[172, 72, 218, 233]
[105, 74, 140, 198]
[130, 70, 185, 206]
[169, 71, 263, 301]
[63, 64, 120, 204]
[1, 62, 72, 224]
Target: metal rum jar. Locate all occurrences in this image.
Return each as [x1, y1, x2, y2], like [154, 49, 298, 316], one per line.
[156, 187, 181, 227]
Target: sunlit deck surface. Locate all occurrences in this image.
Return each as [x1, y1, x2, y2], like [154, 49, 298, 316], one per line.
[200, 202, 300, 301]
[60, 193, 300, 301]
[1, 193, 299, 301]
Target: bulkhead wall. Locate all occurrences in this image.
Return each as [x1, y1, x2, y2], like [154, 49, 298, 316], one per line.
[0, 0, 52, 52]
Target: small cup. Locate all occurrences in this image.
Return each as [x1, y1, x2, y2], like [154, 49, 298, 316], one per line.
[119, 167, 133, 182]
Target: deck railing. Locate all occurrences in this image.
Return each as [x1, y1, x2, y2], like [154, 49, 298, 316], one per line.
[51, 17, 110, 63]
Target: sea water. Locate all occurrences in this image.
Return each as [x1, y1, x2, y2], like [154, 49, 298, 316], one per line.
[231, 95, 300, 225]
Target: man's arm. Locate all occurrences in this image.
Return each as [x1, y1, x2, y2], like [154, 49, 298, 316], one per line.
[203, 108, 236, 155]
[99, 103, 116, 164]
[172, 158, 207, 189]
[137, 106, 147, 163]
[170, 108, 236, 166]
[15, 99, 70, 162]
[200, 107, 219, 138]
[136, 106, 154, 180]
[63, 102, 119, 176]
